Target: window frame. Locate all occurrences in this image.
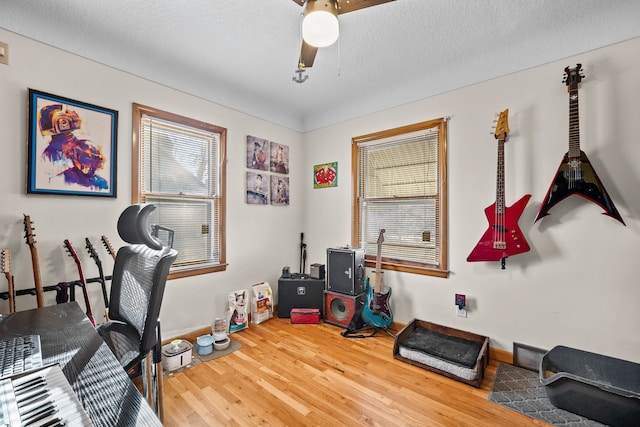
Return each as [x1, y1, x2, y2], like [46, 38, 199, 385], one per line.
[351, 118, 448, 278]
[132, 103, 227, 279]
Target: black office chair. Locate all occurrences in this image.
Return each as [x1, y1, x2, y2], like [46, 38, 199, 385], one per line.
[97, 204, 178, 421]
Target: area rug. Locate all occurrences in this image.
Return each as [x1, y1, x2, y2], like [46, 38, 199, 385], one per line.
[489, 362, 604, 426]
[193, 339, 241, 362]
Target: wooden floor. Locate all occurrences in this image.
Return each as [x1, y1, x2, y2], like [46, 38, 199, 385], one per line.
[161, 317, 549, 426]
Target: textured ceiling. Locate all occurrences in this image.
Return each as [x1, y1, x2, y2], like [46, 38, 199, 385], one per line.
[2, 0, 640, 132]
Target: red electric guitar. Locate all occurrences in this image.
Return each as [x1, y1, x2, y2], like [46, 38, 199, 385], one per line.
[1, 249, 16, 313]
[361, 229, 393, 328]
[534, 64, 624, 225]
[467, 109, 531, 268]
[63, 239, 95, 326]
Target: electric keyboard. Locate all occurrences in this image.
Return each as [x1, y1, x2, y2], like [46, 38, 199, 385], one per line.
[0, 364, 94, 426]
[0, 335, 43, 379]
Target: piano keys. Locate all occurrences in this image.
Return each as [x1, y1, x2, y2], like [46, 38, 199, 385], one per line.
[0, 364, 94, 426]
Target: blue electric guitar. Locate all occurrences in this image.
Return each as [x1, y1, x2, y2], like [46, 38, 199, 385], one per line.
[362, 229, 393, 328]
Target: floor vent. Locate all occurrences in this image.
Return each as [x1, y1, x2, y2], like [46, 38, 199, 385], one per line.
[513, 342, 547, 372]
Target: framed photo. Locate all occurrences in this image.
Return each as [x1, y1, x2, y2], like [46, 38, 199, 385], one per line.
[270, 142, 289, 174]
[27, 89, 118, 197]
[314, 162, 338, 188]
[270, 175, 289, 206]
[246, 171, 269, 204]
[246, 135, 269, 171]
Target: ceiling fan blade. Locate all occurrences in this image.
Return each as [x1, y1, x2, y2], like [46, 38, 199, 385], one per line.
[299, 40, 318, 68]
[291, 0, 395, 14]
[291, 0, 394, 70]
[336, 0, 395, 15]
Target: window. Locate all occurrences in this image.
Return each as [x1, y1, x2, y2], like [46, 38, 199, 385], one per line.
[352, 118, 448, 277]
[132, 104, 226, 279]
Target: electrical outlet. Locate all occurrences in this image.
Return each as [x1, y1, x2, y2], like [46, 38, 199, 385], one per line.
[455, 293, 467, 318]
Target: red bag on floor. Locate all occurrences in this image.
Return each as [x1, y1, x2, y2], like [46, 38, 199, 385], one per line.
[290, 308, 320, 324]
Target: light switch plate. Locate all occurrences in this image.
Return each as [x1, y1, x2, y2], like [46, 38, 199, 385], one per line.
[0, 41, 8, 65]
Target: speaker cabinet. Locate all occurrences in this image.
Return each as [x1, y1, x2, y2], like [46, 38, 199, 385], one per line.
[324, 291, 365, 328]
[277, 277, 325, 318]
[326, 247, 365, 295]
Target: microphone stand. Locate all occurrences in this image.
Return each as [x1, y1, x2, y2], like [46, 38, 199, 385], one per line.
[299, 233, 307, 277]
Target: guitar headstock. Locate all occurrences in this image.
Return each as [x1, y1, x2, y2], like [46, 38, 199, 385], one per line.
[85, 238, 100, 262]
[1, 249, 10, 274]
[563, 63, 584, 91]
[23, 214, 36, 246]
[494, 109, 509, 140]
[101, 235, 116, 259]
[377, 229, 385, 246]
[63, 239, 80, 264]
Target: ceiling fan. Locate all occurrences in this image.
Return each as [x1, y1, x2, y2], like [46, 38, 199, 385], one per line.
[291, 0, 395, 79]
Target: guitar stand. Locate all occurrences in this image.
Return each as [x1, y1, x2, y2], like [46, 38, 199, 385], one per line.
[0, 275, 112, 303]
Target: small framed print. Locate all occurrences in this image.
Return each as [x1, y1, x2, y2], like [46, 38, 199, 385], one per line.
[314, 162, 338, 188]
[246, 135, 269, 171]
[270, 142, 289, 174]
[270, 175, 289, 206]
[246, 171, 269, 205]
[27, 89, 118, 197]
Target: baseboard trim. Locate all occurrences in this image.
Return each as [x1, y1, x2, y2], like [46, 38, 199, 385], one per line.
[165, 319, 515, 364]
[490, 347, 513, 364]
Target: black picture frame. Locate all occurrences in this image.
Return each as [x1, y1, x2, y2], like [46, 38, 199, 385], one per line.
[27, 88, 118, 197]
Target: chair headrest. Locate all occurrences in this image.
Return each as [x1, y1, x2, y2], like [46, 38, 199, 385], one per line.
[117, 204, 163, 250]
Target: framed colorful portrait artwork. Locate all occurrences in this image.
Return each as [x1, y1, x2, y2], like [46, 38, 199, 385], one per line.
[27, 89, 118, 197]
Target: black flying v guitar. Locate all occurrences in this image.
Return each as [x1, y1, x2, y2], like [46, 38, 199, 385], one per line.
[534, 64, 625, 225]
[86, 237, 109, 320]
[467, 109, 531, 268]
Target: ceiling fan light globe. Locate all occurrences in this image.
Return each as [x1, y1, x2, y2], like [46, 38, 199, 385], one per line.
[302, 11, 339, 47]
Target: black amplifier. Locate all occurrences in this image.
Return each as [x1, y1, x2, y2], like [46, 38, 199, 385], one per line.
[326, 247, 365, 295]
[277, 276, 325, 318]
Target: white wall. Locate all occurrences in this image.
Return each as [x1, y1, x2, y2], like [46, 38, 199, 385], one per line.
[304, 37, 640, 362]
[2, 28, 639, 362]
[0, 29, 304, 337]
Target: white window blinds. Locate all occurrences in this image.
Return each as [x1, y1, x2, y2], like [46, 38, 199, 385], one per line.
[354, 118, 447, 273]
[139, 114, 221, 270]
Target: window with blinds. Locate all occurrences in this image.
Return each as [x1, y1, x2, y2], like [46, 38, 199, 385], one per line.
[132, 104, 227, 278]
[352, 118, 448, 277]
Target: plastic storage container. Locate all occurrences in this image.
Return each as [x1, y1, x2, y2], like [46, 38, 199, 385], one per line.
[540, 345, 640, 427]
